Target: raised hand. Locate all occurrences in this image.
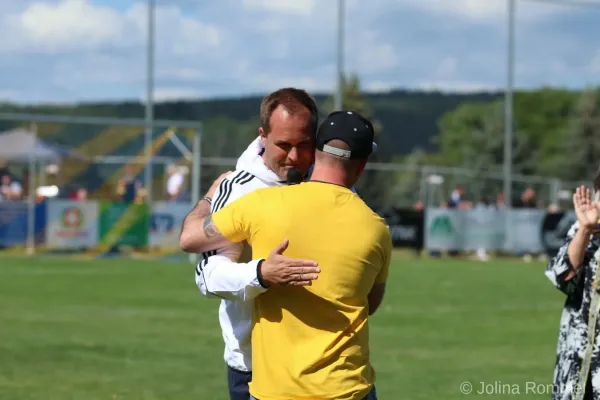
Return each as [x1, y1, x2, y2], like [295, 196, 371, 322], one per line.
[573, 185, 599, 230]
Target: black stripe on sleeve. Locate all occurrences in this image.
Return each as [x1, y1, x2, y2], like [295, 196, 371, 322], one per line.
[196, 253, 227, 300]
[197, 171, 255, 283]
[213, 171, 251, 211]
[198, 171, 247, 271]
[238, 173, 255, 186]
[211, 176, 232, 213]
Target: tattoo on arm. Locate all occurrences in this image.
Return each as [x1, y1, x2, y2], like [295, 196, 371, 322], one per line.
[203, 215, 219, 238]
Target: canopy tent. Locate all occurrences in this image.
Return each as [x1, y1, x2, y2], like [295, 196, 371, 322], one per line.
[0, 128, 77, 163]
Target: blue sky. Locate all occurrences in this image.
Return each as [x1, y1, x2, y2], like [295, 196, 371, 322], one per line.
[2, 0, 600, 103]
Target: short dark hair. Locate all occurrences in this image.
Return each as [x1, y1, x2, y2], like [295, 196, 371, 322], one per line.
[260, 88, 318, 135]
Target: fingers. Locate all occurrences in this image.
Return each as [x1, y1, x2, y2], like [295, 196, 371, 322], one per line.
[574, 186, 588, 208]
[290, 280, 316, 286]
[288, 272, 320, 286]
[271, 239, 290, 255]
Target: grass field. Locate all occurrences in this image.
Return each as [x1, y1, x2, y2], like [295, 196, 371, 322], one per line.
[0, 253, 567, 400]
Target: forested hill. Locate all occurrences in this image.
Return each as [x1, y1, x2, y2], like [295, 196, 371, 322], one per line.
[0, 89, 503, 158]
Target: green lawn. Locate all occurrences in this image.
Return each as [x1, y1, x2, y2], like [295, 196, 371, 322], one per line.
[0, 254, 566, 399]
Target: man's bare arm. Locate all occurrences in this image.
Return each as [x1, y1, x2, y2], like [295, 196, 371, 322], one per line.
[180, 198, 210, 251]
[179, 171, 230, 253]
[181, 211, 233, 253]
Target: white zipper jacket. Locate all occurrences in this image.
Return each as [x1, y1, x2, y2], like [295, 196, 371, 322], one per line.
[195, 137, 284, 372]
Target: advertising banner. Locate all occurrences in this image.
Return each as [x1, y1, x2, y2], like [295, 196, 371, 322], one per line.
[0, 201, 47, 247]
[424, 208, 546, 253]
[46, 200, 99, 248]
[379, 208, 424, 249]
[150, 202, 190, 249]
[98, 201, 149, 248]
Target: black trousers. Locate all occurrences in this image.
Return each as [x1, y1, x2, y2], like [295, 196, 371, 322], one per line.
[227, 366, 252, 400]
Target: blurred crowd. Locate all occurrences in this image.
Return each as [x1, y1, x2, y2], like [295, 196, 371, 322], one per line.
[413, 184, 558, 213]
[0, 162, 189, 204]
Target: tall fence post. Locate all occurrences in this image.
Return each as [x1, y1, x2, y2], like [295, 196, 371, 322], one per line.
[26, 124, 37, 255]
[189, 125, 202, 264]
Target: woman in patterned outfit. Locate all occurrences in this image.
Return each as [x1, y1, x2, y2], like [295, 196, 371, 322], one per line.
[546, 184, 600, 400]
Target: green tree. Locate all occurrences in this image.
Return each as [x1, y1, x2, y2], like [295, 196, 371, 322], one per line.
[432, 88, 578, 196]
[559, 87, 600, 182]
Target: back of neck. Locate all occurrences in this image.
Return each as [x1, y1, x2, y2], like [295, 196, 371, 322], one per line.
[309, 166, 353, 189]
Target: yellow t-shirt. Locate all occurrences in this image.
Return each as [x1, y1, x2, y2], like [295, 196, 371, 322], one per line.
[212, 181, 392, 400]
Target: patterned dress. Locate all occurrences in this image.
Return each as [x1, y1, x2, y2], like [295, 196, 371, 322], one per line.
[546, 221, 600, 400]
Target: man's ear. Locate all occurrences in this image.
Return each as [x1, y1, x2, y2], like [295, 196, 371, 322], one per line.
[259, 127, 267, 147]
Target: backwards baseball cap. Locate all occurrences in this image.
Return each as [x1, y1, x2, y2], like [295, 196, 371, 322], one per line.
[316, 111, 377, 160]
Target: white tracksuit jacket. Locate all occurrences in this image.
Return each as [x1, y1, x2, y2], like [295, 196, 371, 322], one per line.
[195, 137, 284, 372]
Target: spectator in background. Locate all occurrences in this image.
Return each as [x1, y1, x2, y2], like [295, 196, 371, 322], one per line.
[474, 196, 494, 261]
[117, 165, 142, 203]
[448, 184, 465, 208]
[514, 187, 537, 208]
[0, 174, 22, 200]
[447, 185, 467, 257]
[495, 192, 506, 209]
[413, 200, 424, 212]
[166, 165, 185, 202]
[69, 188, 88, 201]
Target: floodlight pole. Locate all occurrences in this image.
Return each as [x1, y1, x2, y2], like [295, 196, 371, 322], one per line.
[27, 123, 37, 255]
[189, 126, 203, 264]
[334, 0, 345, 111]
[503, 0, 515, 251]
[145, 0, 156, 203]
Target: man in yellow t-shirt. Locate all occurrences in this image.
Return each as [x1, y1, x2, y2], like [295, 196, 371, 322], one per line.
[201, 111, 392, 400]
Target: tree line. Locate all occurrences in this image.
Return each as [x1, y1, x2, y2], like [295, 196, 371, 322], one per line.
[1, 76, 598, 208]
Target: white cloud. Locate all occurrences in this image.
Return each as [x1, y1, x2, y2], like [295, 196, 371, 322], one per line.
[364, 81, 396, 93]
[416, 80, 502, 93]
[405, 0, 564, 22]
[0, 0, 222, 54]
[152, 88, 203, 102]
[0, 90, 20, 101]
[2, 0, 122, 52]
[241, 0, 316, 15]
[246, 75, 325, 93]
[588, 52, 600, 73]
[436, 58, 459, 78]
[0, 0, 598, 103]
[347, 30, 401, 74]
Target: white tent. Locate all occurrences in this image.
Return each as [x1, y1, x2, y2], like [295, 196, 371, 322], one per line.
[0, 128, 63, 162]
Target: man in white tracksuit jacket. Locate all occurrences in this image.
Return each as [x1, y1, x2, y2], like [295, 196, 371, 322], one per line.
[180, 88, 323, 400]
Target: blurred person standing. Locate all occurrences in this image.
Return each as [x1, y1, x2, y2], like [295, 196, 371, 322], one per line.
[117, 165, 142, 203]
[190, 111, 390, 400]
[514, 187, 537, 208]
[545, 179, 600, 400]
[166, 164, 185, 202]
[448, 184, 465, 208]
[474, 196, 493, 261]
[0, 174, 22, 200]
